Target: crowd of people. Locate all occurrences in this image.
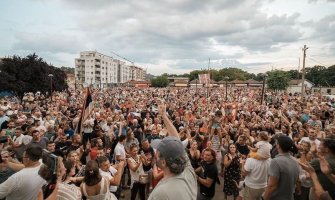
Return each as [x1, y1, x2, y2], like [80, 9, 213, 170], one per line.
[0, 86, 334, 200]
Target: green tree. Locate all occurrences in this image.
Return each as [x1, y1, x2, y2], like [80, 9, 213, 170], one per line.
[151, 75, 169, 87]
[286, 69, 301, 80]
[266, 70, 290, 91]
[305, 65, 327, 86]
[323, 65, 335, 86]
[0, 53, 68, 98]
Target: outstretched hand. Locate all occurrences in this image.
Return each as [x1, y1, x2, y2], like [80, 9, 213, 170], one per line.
[158, 102, 167, 116]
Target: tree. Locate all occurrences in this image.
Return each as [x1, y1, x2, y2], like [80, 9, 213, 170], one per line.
[305, 65, 327, 86]
[286, 70, 301, 80]
[150, 75, 169, 87]
[0, 53, 68, 98]
[266, 70, 290, 91]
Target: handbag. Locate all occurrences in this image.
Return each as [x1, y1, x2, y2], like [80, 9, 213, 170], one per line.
[139, 174, 149, 184]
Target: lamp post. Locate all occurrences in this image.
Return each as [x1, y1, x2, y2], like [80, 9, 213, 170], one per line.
[225, 76, 229, 101]
[48, 74, 54, 101]
[261, 73, 268, 105]
[195, 78, 198, 95]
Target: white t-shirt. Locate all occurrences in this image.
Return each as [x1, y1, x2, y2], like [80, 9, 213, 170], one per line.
[114, 143, 126, 163]
[99, 166, 118, 192]
[0, 164, 45, 200]
[244, 158, 271, 189]
[13, 134, 25, 146]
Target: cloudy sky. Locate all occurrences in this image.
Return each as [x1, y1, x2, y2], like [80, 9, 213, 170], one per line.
[0, 0, 334, 75]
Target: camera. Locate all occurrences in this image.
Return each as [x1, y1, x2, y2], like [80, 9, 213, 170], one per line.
[41, 149, 59, 198]
[42, 149, 58, 181]
[0, 136, 8, 144]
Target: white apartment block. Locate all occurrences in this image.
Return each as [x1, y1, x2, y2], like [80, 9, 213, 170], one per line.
[75, 51, 144, 87]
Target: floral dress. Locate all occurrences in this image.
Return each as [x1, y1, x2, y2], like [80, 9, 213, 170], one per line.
[223, 155, 241, 197]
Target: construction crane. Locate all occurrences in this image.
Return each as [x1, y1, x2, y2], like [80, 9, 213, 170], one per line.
[110, 51, 135, 65]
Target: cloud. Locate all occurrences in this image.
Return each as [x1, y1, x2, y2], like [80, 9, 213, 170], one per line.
[12, 31, 87, 54]
[2, 0, 335, 74]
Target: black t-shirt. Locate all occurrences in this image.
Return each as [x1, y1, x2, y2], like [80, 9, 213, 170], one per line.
[199, 162, 218, 197]
[236, 143, 250, 156]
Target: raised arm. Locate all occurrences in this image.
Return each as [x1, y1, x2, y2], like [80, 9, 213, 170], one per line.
[158, 104, 179, 138]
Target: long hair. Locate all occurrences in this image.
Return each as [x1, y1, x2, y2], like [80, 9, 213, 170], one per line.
[84, 160, 102, 186]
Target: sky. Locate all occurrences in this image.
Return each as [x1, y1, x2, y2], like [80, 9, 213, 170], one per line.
[0, 0, 334, 75]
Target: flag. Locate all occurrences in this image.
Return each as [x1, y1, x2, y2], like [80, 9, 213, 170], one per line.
[198, 73, 210, 85]
[76, 87, 93, 134]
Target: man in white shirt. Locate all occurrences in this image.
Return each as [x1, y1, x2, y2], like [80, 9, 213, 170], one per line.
[114, 135, 126, 164]
[242, 157, 271, 200]
[9, 127, 24, 148]
[299, 128, 321, 148]
[98, 156, 125, 198]
[0, 145, 45, 200]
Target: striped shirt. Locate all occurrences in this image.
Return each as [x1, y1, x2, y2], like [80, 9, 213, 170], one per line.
[58, 183, 82, 200]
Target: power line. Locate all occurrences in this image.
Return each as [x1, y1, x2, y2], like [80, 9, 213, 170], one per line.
[307, 56, 328, 66]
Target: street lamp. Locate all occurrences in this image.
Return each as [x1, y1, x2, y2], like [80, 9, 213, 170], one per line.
[195, 78, 198, 95]
[48, 74, 54, 101]
[225, 76, 229, 101]
[261, 73, 268, 105]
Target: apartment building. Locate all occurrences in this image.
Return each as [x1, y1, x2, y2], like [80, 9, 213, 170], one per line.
[75, 51, 144, 87]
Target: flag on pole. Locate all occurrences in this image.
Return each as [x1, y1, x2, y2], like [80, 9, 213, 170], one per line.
[76, 87, 93, 134]
[198, 73, 210, 85]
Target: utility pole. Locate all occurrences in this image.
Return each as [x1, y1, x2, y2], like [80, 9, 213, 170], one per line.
[207, 58, 210, 98]
[297, 57, 300, 80]
[301, 45, 308, 97]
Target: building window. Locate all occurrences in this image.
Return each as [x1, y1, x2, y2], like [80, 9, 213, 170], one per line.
[91, 72, 93, 74]
[327, 89, 331, 94]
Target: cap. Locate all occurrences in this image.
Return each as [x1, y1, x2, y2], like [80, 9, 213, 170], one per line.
[157, 136, 185, 160]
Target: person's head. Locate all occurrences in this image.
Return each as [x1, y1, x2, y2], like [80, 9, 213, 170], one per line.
[96, 147, 105, 158]
[155, 136, 187, 175]
[129, 143, 139, 157]
[31, 130, 41, 141]
[190, 140, 198, 150]
[238, 135, 246, 145]
[15, 127, 22, 137]
[7, 120, 15, 129]
[300, 140, 311, 154]
[206, 140, 213, 149]
[118, 135, 126, 144]
[308, 128, 317, 141]
[72, 134, 81, 144]
[47, 141, 56, 152]
[259, 131, 269, 141]
[97, 156, 110, 172]
[84, 160, 101, 186]
[141, 139, 150, 150]
[27, 117, 34, 125]
[64, 160, 76, 178]
[0, 150, 10, 162]
[276, 135, 294, 153]
[23, 145, 43, 166]
[127, 129, 134, 139]
[96, 138, 103, 148]
[228, 143, 237, 154]
[203, 148, 216, 163]
[319, 135, 335, 156]
[67, 151, 79, 163]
